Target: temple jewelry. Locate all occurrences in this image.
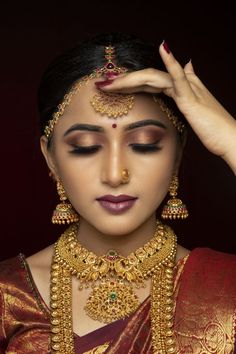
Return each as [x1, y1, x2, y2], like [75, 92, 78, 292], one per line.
[44, 45, 131, 139]
[90, 45, 134, 118]
[50, 220, 177, 353]
[161, 175, 188, 220]
[121, 168, 130, 183]
[153, 96, 185, 134]
[90, 91, 134, 118]
[96, 45, 127, 77]
[51, 180, 79, 225]
[44, 73, 99, 139]
[44, 45, 185, 139]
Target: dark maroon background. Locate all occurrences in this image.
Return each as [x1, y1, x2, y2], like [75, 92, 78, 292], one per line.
[0, 1, 235, 261]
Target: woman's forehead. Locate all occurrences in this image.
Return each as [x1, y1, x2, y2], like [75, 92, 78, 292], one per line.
[61, 80, 171, 129]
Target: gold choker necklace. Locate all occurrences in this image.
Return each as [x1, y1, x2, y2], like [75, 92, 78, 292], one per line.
[50, 221, 177, 353]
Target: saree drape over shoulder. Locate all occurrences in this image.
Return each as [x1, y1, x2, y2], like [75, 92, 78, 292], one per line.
[0, 248, 236, 353]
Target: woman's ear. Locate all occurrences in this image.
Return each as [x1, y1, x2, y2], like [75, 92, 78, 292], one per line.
[40, 136, 58, 177]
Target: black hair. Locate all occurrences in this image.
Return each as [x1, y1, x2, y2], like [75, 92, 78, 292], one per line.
[38, 32, 186, 142]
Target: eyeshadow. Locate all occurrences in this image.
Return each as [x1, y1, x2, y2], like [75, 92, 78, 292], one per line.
[126, 128, 165, 144]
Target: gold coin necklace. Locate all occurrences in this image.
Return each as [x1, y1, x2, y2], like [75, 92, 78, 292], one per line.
[50, 221, 177, 353]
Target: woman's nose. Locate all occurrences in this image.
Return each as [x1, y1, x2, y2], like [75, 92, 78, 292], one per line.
[101, 148, 128, 187]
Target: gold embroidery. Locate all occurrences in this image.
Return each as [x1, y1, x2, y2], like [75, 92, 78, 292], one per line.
[83, 342, 110, 353]
[174, 252, 236, 354]
[203, 322, 226, 353]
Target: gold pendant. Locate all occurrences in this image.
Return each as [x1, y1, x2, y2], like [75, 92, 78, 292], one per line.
[84, 280, 140, 323]
[90, 91, 134, 118]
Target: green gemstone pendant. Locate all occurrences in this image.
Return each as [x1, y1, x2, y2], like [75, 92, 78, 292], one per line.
[109, 291, 117, 301]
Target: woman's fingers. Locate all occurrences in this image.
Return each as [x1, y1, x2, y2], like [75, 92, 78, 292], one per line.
[184, 60, 195, 74]
[159, 41, 196, 100]
[99, 41, 202, 104]
[99, 68, 172, 94]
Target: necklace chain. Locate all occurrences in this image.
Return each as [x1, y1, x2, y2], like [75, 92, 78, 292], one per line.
[50, 221, 177, 353]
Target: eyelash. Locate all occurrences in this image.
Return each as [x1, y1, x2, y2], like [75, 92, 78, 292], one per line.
[69, 142, 162, 155]
[69, 145, 101, 155]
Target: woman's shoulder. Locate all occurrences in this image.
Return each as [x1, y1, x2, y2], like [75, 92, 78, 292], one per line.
[189, 246, 236, 264]
[0, 244, 54, 294]
[182, 246, 236, 288]
[0, 248, 53, 319]
[175, 247, 236, 353]
[0, 254, 25, 288]
[0, 254, 36, 314]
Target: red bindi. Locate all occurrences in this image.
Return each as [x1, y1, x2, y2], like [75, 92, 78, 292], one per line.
[112, 123, 117, 128]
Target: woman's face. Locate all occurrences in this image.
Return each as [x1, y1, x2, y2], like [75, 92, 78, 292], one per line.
[41, 79, 182, 236]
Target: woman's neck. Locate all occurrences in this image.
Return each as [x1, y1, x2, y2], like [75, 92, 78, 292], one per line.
[77, 214, 158, 257]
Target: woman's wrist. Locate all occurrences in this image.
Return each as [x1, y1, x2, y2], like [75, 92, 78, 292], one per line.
[221, 119, 236, 175]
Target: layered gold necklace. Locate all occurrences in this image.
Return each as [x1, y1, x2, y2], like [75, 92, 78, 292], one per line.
[50, 220, 177, 353]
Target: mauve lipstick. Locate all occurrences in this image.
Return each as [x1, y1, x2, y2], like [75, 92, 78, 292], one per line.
[96, 195, 138, 214]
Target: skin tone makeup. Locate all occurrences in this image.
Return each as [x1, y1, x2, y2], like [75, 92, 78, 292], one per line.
[41, 79, 182, 257]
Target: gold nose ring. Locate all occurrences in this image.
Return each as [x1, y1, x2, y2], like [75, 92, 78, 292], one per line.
[121, 168, 130, 183]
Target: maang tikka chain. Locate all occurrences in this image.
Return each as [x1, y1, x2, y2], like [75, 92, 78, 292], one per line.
[153, 96, 185, 134]
[44, 45, 133, 139]
[44, 46, 185, 140]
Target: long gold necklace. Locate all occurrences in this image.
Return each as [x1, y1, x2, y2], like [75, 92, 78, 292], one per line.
[50, 221, 177, 353]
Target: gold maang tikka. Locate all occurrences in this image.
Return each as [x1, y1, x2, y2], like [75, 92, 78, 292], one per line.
[44, 45, 134, 140]
[44, 46, 185, 140]
[90, 45, 134, 118]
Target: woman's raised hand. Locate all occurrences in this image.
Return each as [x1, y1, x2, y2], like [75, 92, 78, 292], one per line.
[99, 41, 236, 173]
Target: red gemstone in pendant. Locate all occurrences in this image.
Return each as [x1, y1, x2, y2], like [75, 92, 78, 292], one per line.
[112, 123, 117, 128]
[106, 62, 115, 69]
[106, 249, 120, 261]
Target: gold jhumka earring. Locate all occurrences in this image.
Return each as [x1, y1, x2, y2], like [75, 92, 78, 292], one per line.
[51, 179, 79, 225]
[161, 175, 188, 220]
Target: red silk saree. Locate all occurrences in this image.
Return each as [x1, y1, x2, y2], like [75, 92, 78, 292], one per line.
[0, 248, 235, 353]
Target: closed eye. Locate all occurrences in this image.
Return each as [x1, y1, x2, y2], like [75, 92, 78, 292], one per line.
[69, 142, 162, 155]
[69, 145, 101, 155]
[129, 141, 162, 153]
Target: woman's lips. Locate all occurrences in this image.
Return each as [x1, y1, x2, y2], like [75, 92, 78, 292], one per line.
[96, 195, 138, 214]
[96, 194, 136, 202]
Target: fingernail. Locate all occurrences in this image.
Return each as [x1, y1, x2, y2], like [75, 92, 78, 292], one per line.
[105, 72, 119, 79]
[95, 79, 114, 88]
[162, 40, 171, 54]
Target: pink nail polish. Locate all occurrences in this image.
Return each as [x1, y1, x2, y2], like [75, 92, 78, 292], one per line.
[95, 79, 114, 88]
[163, 40, 171, 54]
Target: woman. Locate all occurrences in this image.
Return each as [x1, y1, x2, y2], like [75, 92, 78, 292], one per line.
[0, 33, 235, 353]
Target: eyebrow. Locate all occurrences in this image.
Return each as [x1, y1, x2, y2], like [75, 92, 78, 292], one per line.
[63, 119, 167, 137]
[124, 119, 167, 131]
